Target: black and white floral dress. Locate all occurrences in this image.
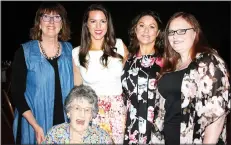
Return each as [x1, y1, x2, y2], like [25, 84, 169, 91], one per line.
[121, 53, 163, 144]
[151, 52, 231, 144]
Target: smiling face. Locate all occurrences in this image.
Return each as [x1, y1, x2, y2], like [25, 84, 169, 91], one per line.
[67, 98, 93, 133]
[87, 10, 107, 41]
[168, 17, 196, 55]
[135, 15, 159, 46]
[39, 12, 62, 39]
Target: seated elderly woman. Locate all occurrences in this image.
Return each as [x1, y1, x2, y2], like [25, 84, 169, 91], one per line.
[42, 85, 113, 144]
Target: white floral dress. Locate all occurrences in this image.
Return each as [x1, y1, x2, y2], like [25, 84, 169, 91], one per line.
[151, 52, 231, 144]
[121, 53, 163, 144]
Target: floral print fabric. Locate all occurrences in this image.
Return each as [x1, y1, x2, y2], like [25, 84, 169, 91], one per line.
[92, 94, 126, 144]
[152, 52, 231, 144]
[121, 54, 162, 144]
[42, 122, 112, 144]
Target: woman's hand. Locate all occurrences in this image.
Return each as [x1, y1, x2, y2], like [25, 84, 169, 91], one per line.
[34, 124, 45, 144]
[22, 110, 45, 144]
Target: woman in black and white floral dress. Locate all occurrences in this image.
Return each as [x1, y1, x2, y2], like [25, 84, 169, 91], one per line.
[121, 10, 164, 144]
[152, 12, 230, 145]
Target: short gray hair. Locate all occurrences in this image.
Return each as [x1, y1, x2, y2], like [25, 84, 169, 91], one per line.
[64, 85, 99, 118]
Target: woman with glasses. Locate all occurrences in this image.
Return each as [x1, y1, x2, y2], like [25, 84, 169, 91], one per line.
[42, 85, 112, 144]
[121, 10, 164, 144]
[72, 4, 128, 144]
[151, 12, 230, 144]
[11, 2, 74, 144]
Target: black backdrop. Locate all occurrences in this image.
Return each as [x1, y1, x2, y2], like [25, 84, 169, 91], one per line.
[2, 1, 230, 68]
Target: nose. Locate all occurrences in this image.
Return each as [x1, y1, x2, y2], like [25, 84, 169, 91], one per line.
[49, 17, 54, 24]
[173, 32, 178, 39]
[144, 26, 149, 33]
[79, 108, 85, 117]
[96, 22, 101, 28]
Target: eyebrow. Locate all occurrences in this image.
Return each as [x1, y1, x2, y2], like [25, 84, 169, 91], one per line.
[43, 14, 60, 16]
[88, 18, 106, 20]
[138, 22, 156, 26]
[73, 105, 92, 108]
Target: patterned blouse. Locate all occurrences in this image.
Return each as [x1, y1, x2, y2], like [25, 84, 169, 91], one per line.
[42, 122, 113, 144]
[151, 52, 231, 144]
[121, 53, 163, 144]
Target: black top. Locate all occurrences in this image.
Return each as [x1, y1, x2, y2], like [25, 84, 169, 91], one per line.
[11, 47, 64, 126]
[157, 68, 187, 145]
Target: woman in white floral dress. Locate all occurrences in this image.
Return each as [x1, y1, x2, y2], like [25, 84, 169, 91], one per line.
[121, 10, 164, 144]
[152, 12, 230, 144]
[72, 4, 129, 144]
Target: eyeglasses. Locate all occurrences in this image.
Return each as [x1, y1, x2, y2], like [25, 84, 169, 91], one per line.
[41, 14, 62, 23]
[168, 28, 194, 36]
[74, 106, 92, 114]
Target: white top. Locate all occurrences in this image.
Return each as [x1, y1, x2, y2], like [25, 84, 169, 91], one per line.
[72, 38, 125, 96]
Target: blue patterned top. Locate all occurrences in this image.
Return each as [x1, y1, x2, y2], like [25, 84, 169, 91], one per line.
[42, 122, 113, 144]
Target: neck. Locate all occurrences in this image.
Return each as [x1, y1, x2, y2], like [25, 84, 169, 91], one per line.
[139, 43, 155, 55]
[179, 52, 191, 63]
[69, 125, 85, 143]
[90, 38, 104, 50]
[41, 36, 59, 49]
[176, 54, 192, 70]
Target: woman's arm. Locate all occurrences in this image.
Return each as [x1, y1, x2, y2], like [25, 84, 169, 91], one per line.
[23, 110, 45, 144]
[11, 48, 45, 143]
[122, 42, 129, 66]
[11, 48, 30, 114]
[195, 53, 230, 143]
[203, 114, 226, 144]
[73, 58, 83, 86]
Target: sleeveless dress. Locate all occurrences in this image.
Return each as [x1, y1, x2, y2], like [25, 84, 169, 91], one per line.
[72, 38, 126, 144]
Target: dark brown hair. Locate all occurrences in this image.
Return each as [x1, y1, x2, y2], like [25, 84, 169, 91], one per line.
[128, 10, 164, 57]
[30, 2, 71, 41]
[79, 4, 122, 68]
[161, 12, 215, 74]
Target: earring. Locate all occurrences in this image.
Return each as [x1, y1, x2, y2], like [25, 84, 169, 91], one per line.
[89, 121, 92, 126]
[67, 113, 70, 119]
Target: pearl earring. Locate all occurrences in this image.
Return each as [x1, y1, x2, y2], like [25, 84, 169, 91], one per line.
[67, 113, 70, 118]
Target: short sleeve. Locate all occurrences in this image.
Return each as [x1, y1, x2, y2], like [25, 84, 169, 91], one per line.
[42, 126, 56, 144]
[195, 53, 230, 130]
[115, 38, 125, 57]
[72, 46, 81, 67]
[42, 123, 69, 144]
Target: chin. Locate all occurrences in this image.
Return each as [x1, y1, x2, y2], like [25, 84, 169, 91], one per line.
[77, 124, 88, 130]
[94, 36, 104, 40]
[140, 41, 152, 45]
[45, 34, 59, 39]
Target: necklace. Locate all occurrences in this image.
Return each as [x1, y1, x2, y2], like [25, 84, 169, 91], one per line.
[39, 41, 60, 60]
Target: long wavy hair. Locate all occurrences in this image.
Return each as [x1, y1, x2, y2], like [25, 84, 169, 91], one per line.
[128, 10, 164, 57]
[79, 4, 122, 68]
[30, 2, 70, 41]
[160, 12, 216, 76]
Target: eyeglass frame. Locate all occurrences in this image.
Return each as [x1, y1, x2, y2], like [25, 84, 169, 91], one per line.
[71, 106, 93, 115]
[40, 14, 62, 23]
[168, 28, 195, 36]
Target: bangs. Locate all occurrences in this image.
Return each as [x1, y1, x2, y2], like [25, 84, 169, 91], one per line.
[37, 3, 64, 17]
[39, 8, 61, 16]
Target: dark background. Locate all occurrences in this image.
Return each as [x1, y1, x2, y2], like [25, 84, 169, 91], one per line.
[1, 1, 231, 144]
[2, 1, 230, 68]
